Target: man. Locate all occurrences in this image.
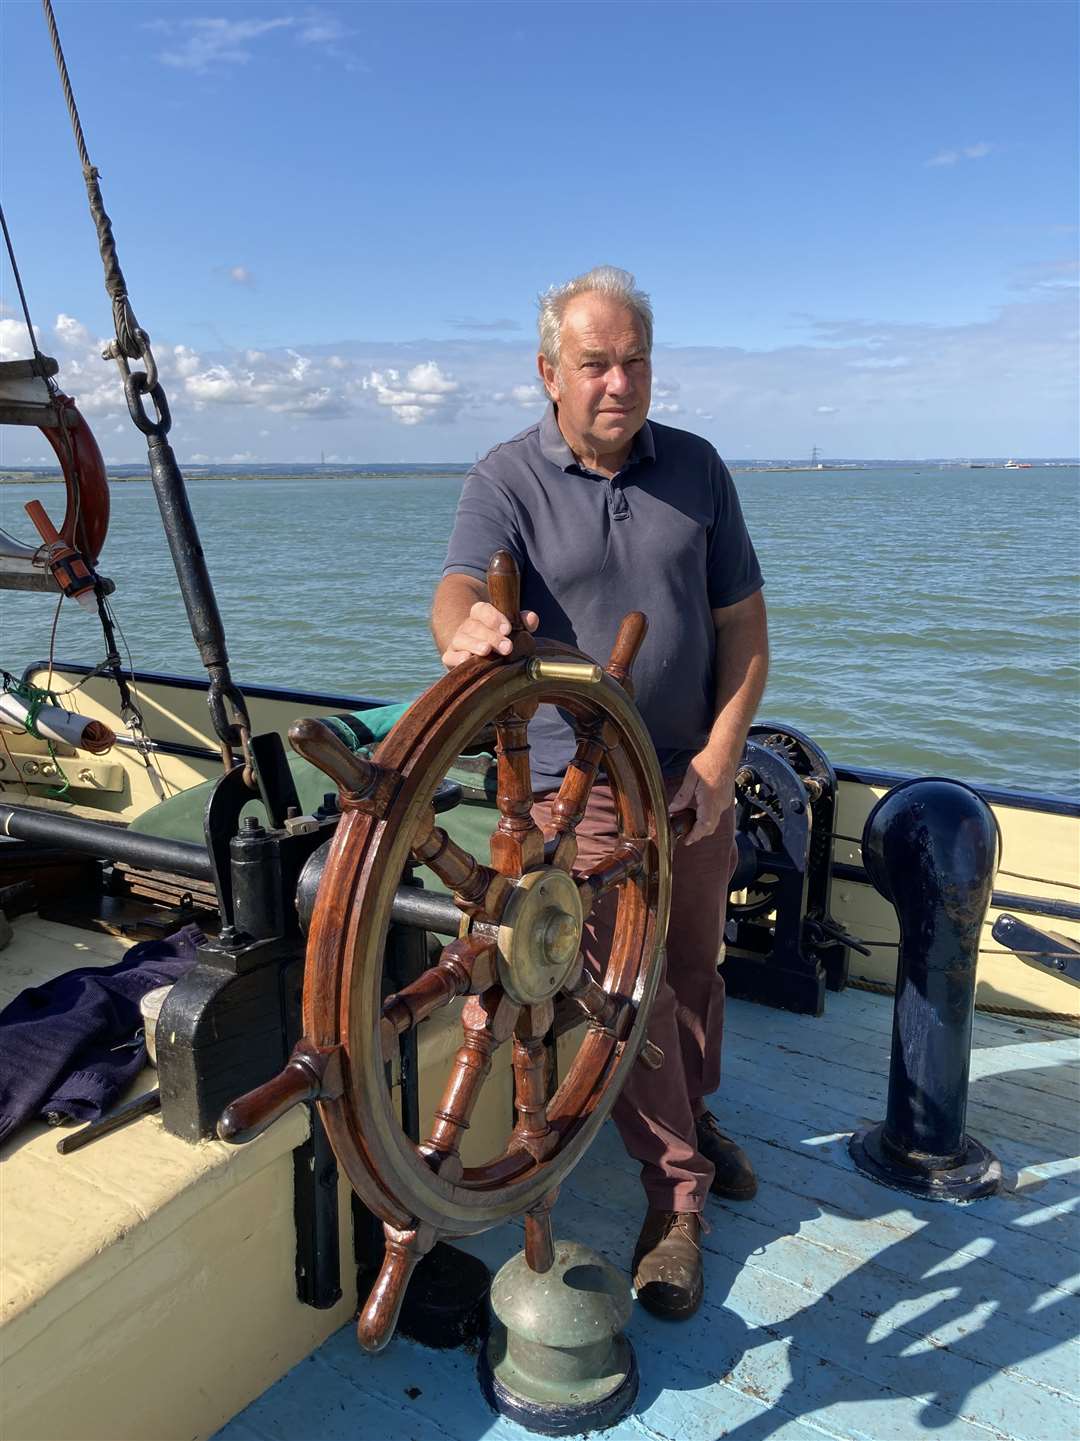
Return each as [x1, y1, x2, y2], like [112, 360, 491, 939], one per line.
[431, 266, 768, 1319]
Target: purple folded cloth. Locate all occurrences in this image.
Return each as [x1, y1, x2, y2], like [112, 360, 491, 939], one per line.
[0, 924, 203, 1144]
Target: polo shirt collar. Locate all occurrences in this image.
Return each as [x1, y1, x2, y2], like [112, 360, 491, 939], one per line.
[539, 403, 655, 474]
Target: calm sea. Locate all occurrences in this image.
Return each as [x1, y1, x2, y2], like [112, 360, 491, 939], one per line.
[1, 465, 1077, 798]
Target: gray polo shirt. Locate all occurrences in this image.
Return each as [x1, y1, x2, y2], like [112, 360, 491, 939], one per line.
[443, 404, 763, 792]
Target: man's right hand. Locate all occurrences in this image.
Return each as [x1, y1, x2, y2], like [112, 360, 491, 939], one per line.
[441, 601, 540, 668]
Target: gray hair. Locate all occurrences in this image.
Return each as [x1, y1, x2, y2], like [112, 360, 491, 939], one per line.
[537, 266, 654, 368]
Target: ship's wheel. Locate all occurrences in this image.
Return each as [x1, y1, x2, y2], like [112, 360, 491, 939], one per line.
[219, 553, 675, 1352]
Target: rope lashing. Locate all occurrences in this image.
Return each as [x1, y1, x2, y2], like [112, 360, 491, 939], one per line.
[40, 0, 152, 381]
[1, 675, 72, 798]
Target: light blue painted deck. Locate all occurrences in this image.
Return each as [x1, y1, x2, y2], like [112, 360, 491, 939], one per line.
[216, 988, 1079, 1441]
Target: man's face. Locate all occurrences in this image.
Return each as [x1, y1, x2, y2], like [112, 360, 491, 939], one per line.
[538, 294, 652, 460]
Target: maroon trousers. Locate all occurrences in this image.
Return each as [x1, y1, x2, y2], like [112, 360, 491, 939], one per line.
[533, 778, 736, 1213]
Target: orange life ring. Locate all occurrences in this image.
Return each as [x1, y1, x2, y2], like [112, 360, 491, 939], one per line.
[36, 392, 110, 568]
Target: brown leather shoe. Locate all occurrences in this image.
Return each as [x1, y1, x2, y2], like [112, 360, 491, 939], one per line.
[695, 1112, 758, 1200]
[631, 1208, 705, 1319]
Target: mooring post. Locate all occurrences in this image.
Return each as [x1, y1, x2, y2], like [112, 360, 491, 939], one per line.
[849, 777, 1003, 1201]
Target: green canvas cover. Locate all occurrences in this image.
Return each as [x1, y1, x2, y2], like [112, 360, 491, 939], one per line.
[129, 700, 499, 896]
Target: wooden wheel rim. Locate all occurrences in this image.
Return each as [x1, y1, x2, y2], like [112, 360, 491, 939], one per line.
[303, 641, 671, 1235]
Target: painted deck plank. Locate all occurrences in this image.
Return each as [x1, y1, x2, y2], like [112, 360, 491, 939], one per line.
[721, 1006, 1080, 1130]
[719, 1050, 1080, 1209]
[713, 1101, 1080, 1287]
[215, 992, 1080, 1441]
[557, 1168, 1079, 1433]
[560, 1156, 1078, 1403]
[720, 1047, 1080, 1185]
[701, 1058, 1080, 1245]
[722, 979, 1080, 1069]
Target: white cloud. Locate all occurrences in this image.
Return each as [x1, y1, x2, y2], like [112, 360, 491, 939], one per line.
[298, 17, 347, 45]
[816, 405, 839, 414]
[926, 141, 994, 168]
[653, 377, 681, 400]
[151, 12, 362, 73]
[55, 313, 93, 348]
[405, 361, 459, 395]
[181, 353, 349, 417]
[0, 317, 40, 361]
[1011, 258, 1079, 294]
[450, 316, 522, 333]
[228, 265, 254, 287]
[154, 17, 295, 73]
[14, 291, 1074, 461]
[360, 361, 463, 424]
[288, 351, 312, 382]
[173, 345, 202, 378]
[849, 356, 910, 370]
[651, 401, 682, 415]
[186, 364, 258, 406]
[510, 383, 543, 407]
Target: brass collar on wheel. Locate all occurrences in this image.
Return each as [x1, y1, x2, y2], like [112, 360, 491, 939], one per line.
[496, 867, 584, 1006]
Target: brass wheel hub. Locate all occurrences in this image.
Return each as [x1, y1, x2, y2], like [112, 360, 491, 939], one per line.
[497, 868, 584, 1006]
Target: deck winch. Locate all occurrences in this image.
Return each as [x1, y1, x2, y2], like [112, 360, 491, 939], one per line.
[723, 724, 854, 1016]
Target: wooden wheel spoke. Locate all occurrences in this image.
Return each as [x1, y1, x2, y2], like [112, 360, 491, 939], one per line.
[605, 611, 648, 694]
[575, 838, 647, 914]
[380, 937, 497, 1061]
[411, 808, 511, 920]
[524, 1189, 559, 1274]
[490, 706, 545, 876]
[563, 966, 629, 1037]
[545, 719, 609, 872]
[561, 968, 663, 1069]
[420, 987, 520, 1177]
[289, 717, 399, 815]
[509, 1002, 557, 1163]
[357, 1221, 437, 1354]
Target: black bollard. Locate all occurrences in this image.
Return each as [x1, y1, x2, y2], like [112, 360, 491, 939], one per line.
[849, 778, 1003, 1201]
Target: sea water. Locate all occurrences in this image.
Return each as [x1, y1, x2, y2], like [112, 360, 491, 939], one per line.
[1, 465, 1077, 798]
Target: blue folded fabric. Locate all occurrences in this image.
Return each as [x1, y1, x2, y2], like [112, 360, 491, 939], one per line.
[0, 924, 203, 1144]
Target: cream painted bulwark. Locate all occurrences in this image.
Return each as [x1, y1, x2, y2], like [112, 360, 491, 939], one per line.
[830, 779, 1079, 1020]
[6, 668, 383, 820]
[0, 917, 356, 1441]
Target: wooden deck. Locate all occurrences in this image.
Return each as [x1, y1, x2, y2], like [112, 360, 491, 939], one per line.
[215, 987, 1079, 1441]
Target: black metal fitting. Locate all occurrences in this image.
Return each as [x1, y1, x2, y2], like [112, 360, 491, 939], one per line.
[721, 729, 845, 1016]
[123, 369, 171, 437]
[850, 777, 1002, 1201]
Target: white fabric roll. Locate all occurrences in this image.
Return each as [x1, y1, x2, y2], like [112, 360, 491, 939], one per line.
[0, 691, 115, 753]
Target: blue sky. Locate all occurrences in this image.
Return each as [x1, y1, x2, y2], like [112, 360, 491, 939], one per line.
[2, 0, 1077, 463]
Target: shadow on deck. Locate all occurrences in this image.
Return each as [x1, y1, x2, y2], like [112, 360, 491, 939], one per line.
[217, 987, 1079, 1441]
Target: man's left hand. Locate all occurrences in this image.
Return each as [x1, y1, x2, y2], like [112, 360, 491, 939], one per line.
[669, 749, 736, 846]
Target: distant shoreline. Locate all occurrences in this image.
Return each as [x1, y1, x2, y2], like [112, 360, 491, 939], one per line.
[2, 460, 1077, 486]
